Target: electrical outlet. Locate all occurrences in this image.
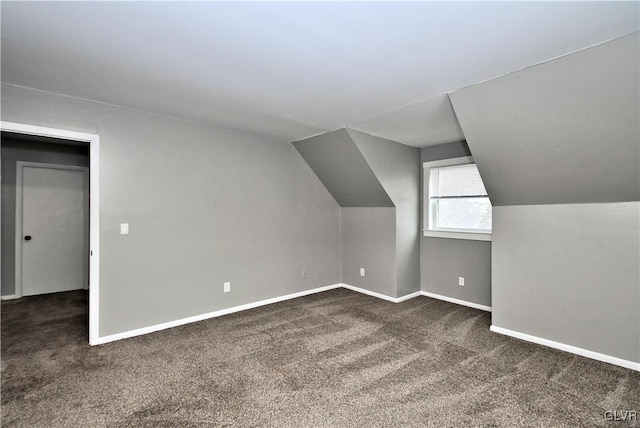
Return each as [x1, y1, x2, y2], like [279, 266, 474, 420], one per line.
[360, 268, 365, 277]
[302, 269, 307, 278]
[120, 223, 129, 235]
[224, 282, 231, 293]
[458, 277, 465, 286]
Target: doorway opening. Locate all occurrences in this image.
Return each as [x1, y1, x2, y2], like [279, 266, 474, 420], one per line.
[0, 122, 100, 345]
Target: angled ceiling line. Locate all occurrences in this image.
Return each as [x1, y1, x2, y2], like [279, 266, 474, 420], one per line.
[449, 31, 640, 95]
[2, 2, 637, 147]
[348, 93, 454, 129]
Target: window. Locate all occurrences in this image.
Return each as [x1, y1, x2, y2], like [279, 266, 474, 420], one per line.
[423, 156, 492, 241]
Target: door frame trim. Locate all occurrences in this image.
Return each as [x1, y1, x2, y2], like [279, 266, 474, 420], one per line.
[1, 121, 100, 345]
[15, 161, 90, 298]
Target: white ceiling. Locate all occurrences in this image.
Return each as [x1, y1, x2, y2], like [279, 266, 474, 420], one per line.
[1, 2, 638, 147]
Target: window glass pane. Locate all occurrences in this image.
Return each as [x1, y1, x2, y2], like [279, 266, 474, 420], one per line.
[437, 164, 487, 197]
[434, 197, 492, 231]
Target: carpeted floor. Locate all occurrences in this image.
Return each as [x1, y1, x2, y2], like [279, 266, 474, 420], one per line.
[1, 289, 638, 427]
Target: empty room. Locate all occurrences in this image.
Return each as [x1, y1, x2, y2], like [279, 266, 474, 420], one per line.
[1, 1, 638, 427]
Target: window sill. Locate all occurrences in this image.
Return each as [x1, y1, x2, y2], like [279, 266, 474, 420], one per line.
[423, 230, 492, 241]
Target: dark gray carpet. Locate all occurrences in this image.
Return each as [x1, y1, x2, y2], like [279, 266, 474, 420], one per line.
[1, 289, 638, 427]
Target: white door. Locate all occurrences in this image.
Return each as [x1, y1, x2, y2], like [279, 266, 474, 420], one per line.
[16, 162, 89, 297]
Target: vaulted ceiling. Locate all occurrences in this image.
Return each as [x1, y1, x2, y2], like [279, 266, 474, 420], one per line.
[2, 2, 638, 147]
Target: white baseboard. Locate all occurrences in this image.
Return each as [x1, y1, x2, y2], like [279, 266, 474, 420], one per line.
[94, 284, 639, 372]
[1, 294, 19, 300]
[97, 283, 425, 344]
[397, 291, 423, 302]
[421, 291, 492, 312]
[340, 283, 421, 303]
[96, 285, 490, 345]
[95, 283, 638, 372]
[97, 284, 342, 345]
[490, 325, 640, 372]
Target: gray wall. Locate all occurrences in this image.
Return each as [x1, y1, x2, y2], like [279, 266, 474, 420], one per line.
[1, 137, 90, 296]
[348, 129, 421, 296]
[448, 34, 640, 363]
[341, 208, 396, 297]
[449, 33, 640, 206]
[492, 203, 639, 363]
[294, 128, 421, 298]
[421, 238, 491, 307]
[1, 83, 342, 337]
[420, 142, 492, 307]
[292, 129, 393, 207]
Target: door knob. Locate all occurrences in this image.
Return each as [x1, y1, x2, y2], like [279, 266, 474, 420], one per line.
[24, 235, 32, 241]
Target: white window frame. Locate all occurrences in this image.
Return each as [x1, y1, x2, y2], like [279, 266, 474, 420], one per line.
[423, 156, 492, 241]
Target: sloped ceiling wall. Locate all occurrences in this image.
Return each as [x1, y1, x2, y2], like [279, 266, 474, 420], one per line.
[347, 129, 421, 296]
[449, 33, 639, 206]
[293, 128, 421, 296]
[347, 129, 420, 207]
[292, 128, 393, 207]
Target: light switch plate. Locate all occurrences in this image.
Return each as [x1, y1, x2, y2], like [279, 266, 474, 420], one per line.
[120, 223, 129, 235]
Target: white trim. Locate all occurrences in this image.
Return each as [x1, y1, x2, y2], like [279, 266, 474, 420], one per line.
[90, 283, 639, 373]
[396, 291, 423, 302]
[422, 156, 474, 169]
[15, 162, 89, 298]
[423, 230, 492, 241]
[97, 284, 342, 345]
[0, 121, 100, 346]
[341, 283, 422, 303]
[98, 284, 498, 345]
[490, 325, 640, 372]
[421, 291, 492, 312]
[1, 294, 19, 300]
[98, 284, 423, 344]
